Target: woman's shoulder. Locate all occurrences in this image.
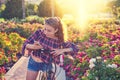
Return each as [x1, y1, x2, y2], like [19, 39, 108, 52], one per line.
[35, 29, 44, 35]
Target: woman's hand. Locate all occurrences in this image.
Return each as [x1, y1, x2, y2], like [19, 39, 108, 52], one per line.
[34, 41, 40, 45]
[51, 49, 65, 56]
[26, 40, 43, 50]
[51, 48, 72, 56]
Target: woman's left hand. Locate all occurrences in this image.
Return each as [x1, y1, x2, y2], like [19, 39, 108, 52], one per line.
[51, 49, 65, 56]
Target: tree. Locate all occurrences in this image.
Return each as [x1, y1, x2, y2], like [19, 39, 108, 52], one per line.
[37, 0, 63, 17]
[107, 0, 120, 19]
[114, 0, 120, 7]
[22, 0, 25, 18]
[26, 3, 38, 16]
[1, 0, 23, 19]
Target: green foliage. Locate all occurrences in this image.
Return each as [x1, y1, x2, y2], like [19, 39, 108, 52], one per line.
[4, 26, 31, 38]
[38, 0, 63, 17]
[26, 4, 38, 16]
[85, 46, 102, 58]
[0, 32, 25, 65]
[9, 18, 21, 23]
[0, 4, 6, 12]
[117, 7, 120, 19]
[0, 4, 6, 17]
[8, 33, 25, 52]
[113, 55, 120, 64]
[38, 0, 52, 17]
[107, 0, 120, 19]
[1, 0, 23, 19]
[0, 18, 5, 23]
[0, 32, 7, 48]
[112, 0, 120, 7]
[25, 15, 44, 24]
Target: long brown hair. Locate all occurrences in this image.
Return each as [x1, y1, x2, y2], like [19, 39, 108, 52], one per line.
[45, 17, 67, 42]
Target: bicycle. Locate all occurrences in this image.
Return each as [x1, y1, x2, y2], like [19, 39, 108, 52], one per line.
[34, 49, 60, 80]
[26, 48, 72, 80]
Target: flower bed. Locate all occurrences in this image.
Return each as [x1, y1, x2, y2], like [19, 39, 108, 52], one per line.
[64, 23, 120, 80]
[0, 20, 120, 80]
[0, 32, 25, 79]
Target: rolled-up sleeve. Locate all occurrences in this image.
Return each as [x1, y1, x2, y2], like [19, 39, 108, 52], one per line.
[21, 29, 41, 55]
[62, 42, 79, 57]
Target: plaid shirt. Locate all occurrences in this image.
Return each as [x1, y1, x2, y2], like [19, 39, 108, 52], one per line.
[22, 29, 79, 65]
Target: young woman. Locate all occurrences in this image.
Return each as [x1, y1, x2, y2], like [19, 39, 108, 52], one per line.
[22, 17, 79, 80]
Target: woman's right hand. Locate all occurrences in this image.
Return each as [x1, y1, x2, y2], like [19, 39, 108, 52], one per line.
[26, 43, 43, 50]
[34, 41, 40, 45]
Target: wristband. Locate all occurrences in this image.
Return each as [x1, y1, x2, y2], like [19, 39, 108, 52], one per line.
[70, 48, 73, 51]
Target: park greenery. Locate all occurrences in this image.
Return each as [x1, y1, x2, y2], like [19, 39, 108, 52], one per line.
[0, 0, 120, 80]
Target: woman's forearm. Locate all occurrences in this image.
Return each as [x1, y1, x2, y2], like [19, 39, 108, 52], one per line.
[63, 48, 73, 52]
[26, 44, 42, 50]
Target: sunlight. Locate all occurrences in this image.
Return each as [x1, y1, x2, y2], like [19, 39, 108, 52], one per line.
[77, 0, 108, 29]
[57, 0, 108, 31]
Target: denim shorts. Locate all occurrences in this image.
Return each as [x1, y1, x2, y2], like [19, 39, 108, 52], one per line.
[27, 57, 52, 72]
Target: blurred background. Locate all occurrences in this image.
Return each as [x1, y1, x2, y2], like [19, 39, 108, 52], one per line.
[0, 0, 120, 80]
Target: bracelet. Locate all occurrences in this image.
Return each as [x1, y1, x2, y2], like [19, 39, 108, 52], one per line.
[69, 48, 73, 51]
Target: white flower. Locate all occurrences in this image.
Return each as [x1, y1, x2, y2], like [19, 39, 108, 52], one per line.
[107, 64, 112, 67]
[96, 56, 102, 60]
[95, 77, 99, 80]
[111, 64, 117, 68]
[107, 64, 117, 68]
[104, 60, 107, 62]
[89, 63, 95, 69]
[89, 58, 96, 64]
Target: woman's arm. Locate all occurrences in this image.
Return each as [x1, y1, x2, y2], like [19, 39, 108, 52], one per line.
[62, 48, 73, 52]
[26, 44, 43, 50]
[61, 42, 79, 57]
[22, 29, 41, 55]
[23, 42, 43, 57]
[51, 46, 79, 57]
[63, 42, 79, 52]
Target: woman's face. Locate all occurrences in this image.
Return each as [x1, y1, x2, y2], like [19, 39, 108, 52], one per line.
[43, 24, 57, 38]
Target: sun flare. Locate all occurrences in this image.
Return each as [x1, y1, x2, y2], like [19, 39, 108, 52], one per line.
[58, 0, 109, 31]
[77, 0, 108, 25]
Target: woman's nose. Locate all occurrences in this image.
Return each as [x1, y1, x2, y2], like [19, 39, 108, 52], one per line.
[44, 30, 47, 35]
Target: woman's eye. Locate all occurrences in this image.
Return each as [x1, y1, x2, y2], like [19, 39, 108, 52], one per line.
[44, 28, 51, 32]
[47, 30, 51, 32]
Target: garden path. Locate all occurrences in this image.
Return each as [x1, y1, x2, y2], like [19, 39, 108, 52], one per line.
[5, 56, 66, 80]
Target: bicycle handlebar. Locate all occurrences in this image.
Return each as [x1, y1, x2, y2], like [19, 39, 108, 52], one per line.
[32, 49, 54, 57]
